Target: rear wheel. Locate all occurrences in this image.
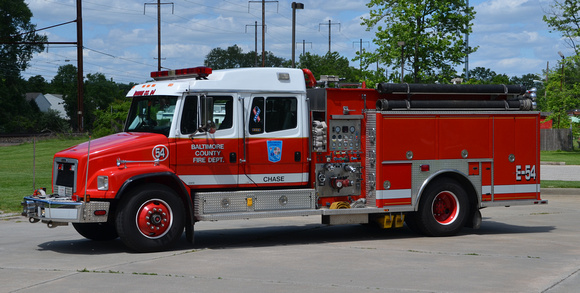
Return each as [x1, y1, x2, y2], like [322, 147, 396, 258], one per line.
[416, 179, 468, 236]
[116, 184, 185, 252]
[73, 222, 118, 241]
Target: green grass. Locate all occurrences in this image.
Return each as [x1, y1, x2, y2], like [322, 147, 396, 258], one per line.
[0, 136, 88, 214]
[541, 150, 580, 165]
[540, 180, 580, 189]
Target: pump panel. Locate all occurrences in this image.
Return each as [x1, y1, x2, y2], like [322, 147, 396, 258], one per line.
[315, 162, 362, 197]
[328, 119, 361, 151]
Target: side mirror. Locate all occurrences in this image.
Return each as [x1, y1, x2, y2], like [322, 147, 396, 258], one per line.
[206, 120, 216, 134]
[201, 95, 214, 123]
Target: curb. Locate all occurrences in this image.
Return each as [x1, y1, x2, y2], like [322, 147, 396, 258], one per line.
[541, 188, 580, 195]
[541, 161, 567, 165]
[0, 213, 21, 221]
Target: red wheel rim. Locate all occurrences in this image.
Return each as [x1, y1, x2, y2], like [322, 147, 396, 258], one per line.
[135, 199, 173, 239]
[431, 191, 459, 225]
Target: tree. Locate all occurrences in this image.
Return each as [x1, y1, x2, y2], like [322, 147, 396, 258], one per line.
[543, 55, 580, 128]
[83, 73, 119, 131]
[543, 0, 580, 55]
[510, 73, 542, 90]
[361, 0, 476, 83]
[0, 0, 47, 133]
[204, 45, 251, 69]
[92, 98, 131, 138]
[298, 52, 358, 83]
[466, 67, 496, 83]
[27, 75, 48, 93]
[51, 64, 78, 129]
[204, 45, 287, 69]
[0, 1, 46, 78]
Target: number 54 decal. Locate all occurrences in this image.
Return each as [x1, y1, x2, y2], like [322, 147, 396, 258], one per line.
[516, 165, 536, 181]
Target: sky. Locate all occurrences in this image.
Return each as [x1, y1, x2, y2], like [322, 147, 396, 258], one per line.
[22, 0, 576, 85]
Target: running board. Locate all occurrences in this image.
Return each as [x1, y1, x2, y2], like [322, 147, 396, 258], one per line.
[194, 188, 410, 221]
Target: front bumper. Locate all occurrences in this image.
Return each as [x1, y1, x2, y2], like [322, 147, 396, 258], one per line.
[22, 195, 110, 225]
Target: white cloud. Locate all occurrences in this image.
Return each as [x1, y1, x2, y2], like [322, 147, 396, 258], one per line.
[23, 0, 574, 83]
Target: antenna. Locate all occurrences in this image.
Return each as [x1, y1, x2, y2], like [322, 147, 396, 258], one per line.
[84, 136, 91, 202]
[32, 137, 36, 192]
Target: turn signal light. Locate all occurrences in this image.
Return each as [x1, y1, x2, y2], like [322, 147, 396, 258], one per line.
[72, 194, 90, 202]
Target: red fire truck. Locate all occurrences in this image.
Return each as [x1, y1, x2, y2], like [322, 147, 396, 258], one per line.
[22, 66, 547, 252]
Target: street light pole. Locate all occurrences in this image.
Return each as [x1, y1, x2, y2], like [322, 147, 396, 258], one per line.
[398, 41, 405, 83]
[558, 51, 565, 91]
[291, 2, 304, 68]
[557, 51, 565, 129]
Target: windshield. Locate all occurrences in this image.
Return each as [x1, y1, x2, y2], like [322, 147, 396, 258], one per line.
[125, 96, 178, 136]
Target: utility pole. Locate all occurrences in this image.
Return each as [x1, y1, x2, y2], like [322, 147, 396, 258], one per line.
[464, 0, 470, 80]
[319, 20, 340, 53]
[398, 41, 405, 83]
[246, 21, 265, 67]
[249, 0, 278, 67]
[76, 0, 84, 132]
[296, 40, 312, 56]
[144, 0, 174, 71]
[352, 39, 369, 71]
[1, 2, 84, 131]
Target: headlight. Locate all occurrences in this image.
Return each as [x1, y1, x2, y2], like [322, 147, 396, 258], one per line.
[97, 176, 109, 191]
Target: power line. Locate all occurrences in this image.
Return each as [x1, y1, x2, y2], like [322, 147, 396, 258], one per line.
[84, 47, 155, 67]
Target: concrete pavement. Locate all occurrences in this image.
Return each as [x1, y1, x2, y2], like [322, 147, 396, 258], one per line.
[541, 164, 580, 181]
[0, 192, 578, 293]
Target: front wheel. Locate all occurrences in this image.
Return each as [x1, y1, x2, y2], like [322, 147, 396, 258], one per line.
[116, 184, 185, 252]
[415, 179, 469, 236]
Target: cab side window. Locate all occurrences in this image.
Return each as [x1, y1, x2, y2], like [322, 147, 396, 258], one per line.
[249, 96, 297, 135]
[266, 97, 297, 132]
[180, 96, 198, 134]
[215, 97, 233, 130]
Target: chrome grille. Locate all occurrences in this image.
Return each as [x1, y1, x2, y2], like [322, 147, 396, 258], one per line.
[53, 158, 78, 197]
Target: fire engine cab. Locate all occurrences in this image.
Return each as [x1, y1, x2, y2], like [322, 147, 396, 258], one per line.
[22, 66, 547, 252]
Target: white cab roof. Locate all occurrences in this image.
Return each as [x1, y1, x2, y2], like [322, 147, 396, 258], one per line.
[127, 67, 307, 97]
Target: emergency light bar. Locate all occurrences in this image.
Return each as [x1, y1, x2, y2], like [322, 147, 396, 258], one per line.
[151, 66, 212, 80]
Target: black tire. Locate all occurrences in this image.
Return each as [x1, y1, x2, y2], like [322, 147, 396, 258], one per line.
[116, 184, 185, 252]
[73, 222, 118, 241]
[403, 212, 422, 234]
[415, 179, 468, 236]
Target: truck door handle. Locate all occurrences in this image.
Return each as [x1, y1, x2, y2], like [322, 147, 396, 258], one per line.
[295, 151, 301, 162]
[230, 152, 237, 163]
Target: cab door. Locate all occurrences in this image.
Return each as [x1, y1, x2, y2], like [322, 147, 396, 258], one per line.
[174, 94, 240, 189]
[240, 94, 309, 188]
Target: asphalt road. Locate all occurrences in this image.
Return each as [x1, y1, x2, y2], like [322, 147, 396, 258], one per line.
[1, 191, 579, 293]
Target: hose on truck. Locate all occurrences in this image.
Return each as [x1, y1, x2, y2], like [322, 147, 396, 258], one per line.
[376, 98, 535, 111]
